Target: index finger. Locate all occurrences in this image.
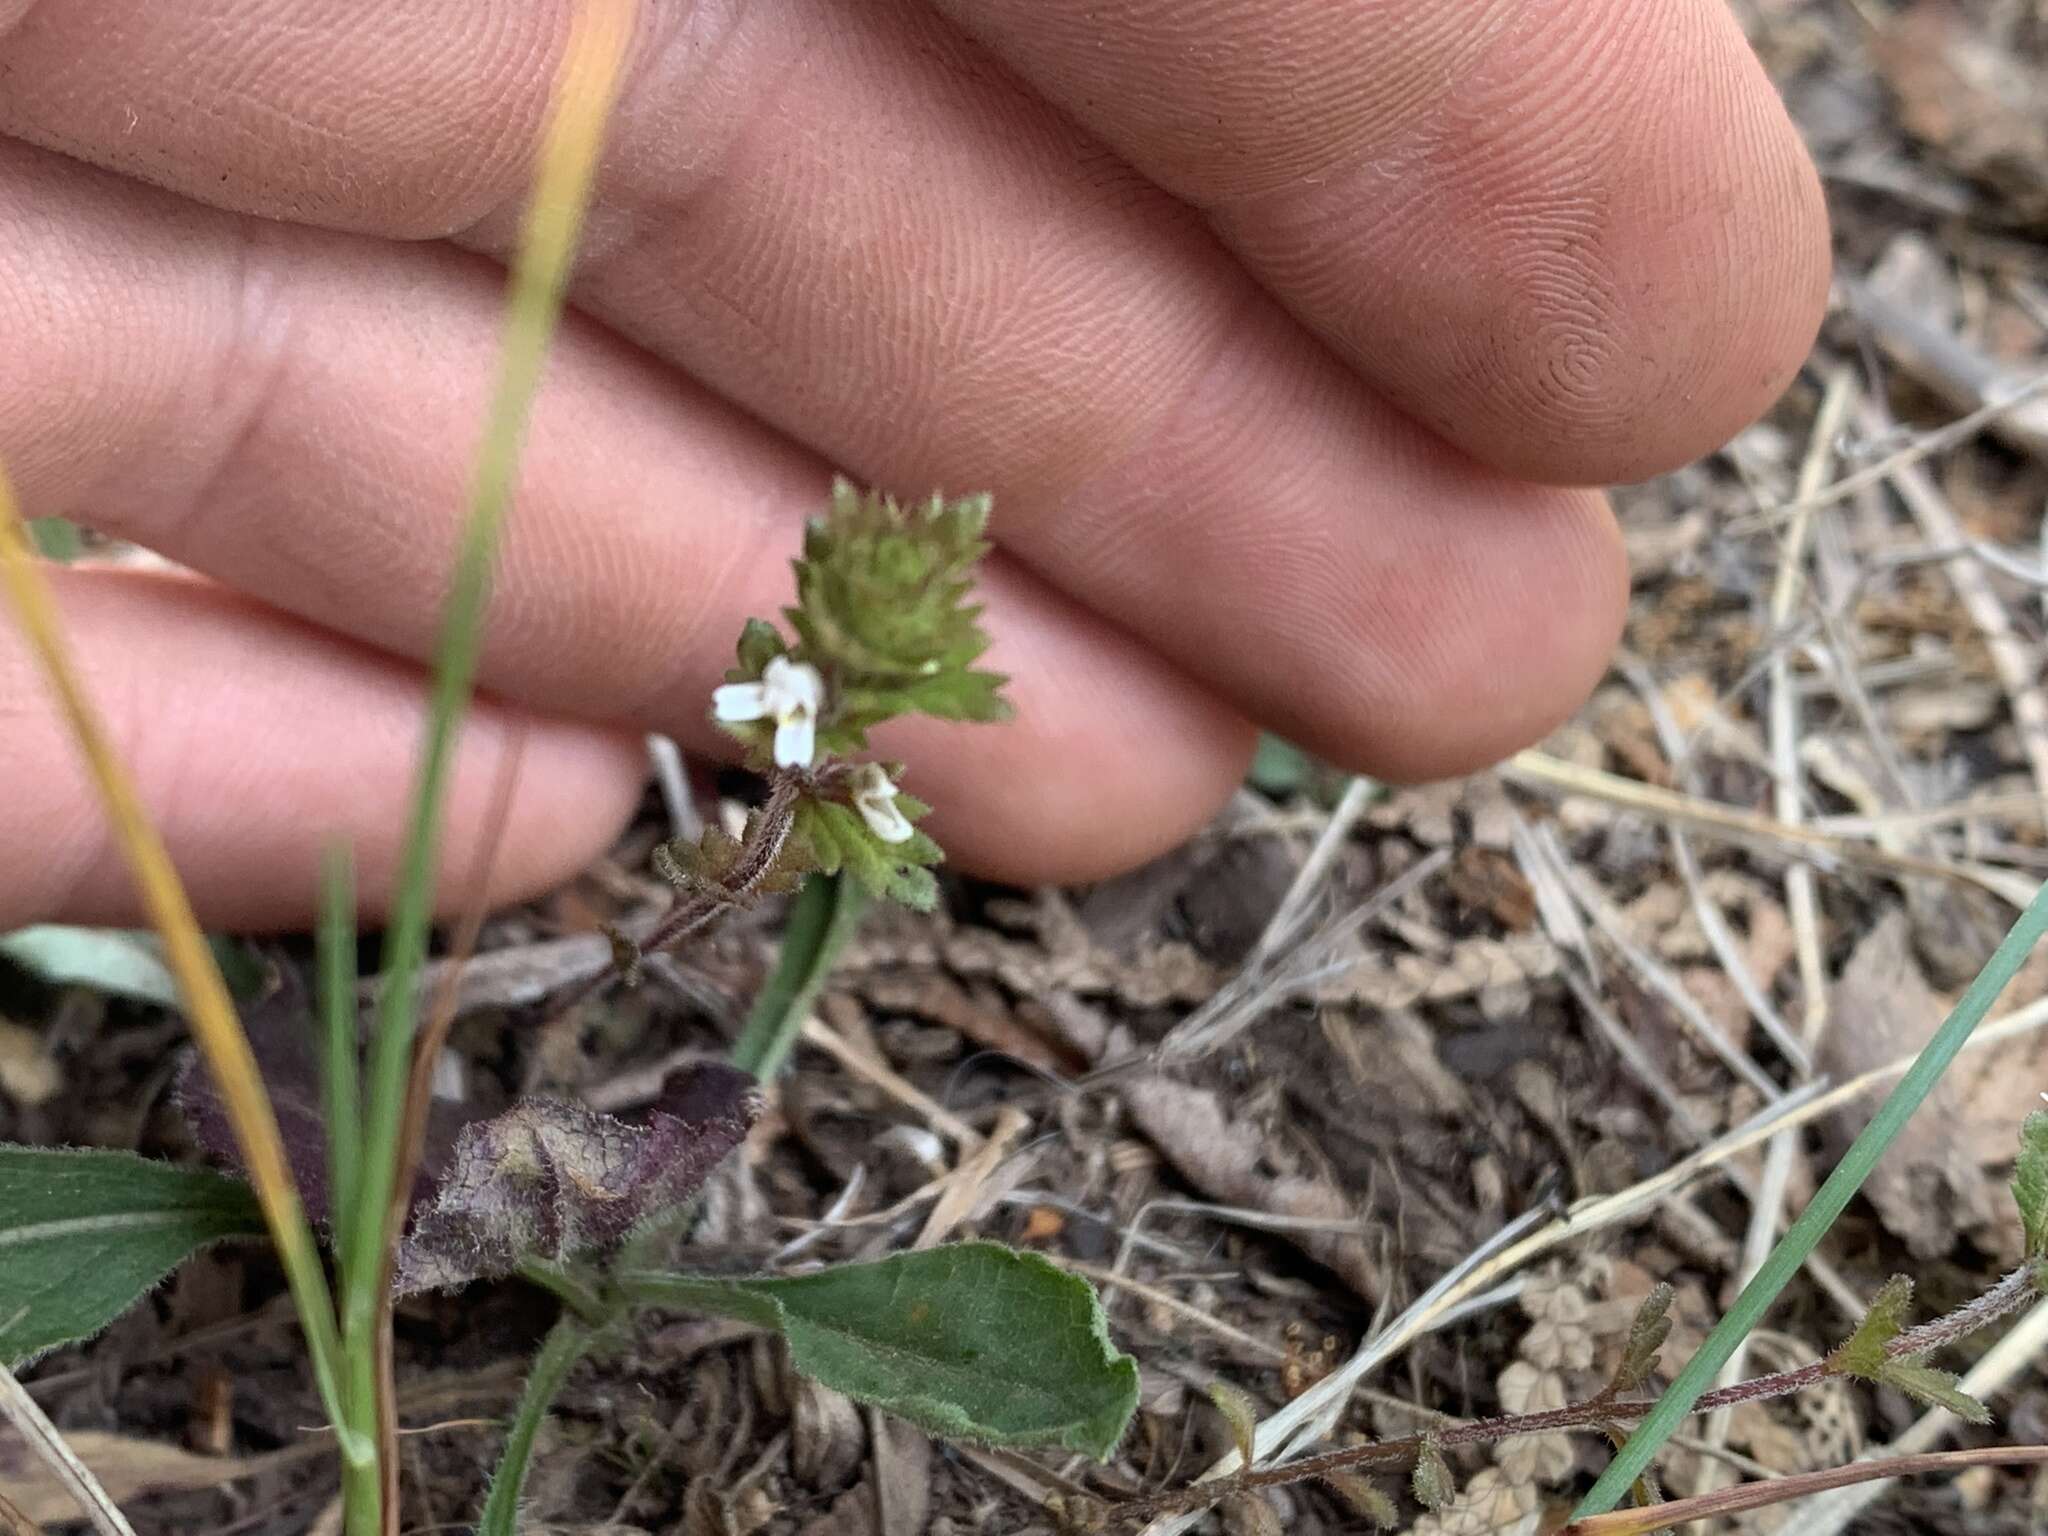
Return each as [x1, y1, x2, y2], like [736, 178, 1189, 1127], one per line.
[930, 0, 1831, 485]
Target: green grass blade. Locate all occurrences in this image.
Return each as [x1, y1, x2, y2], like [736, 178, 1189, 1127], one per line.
[730, 873, 868, 1080]
[317, 846, 361, 1279]
[478, 1316, 596, 1536]
[1575, 877, 2048, 1517]
[340, 3, 632, 1325]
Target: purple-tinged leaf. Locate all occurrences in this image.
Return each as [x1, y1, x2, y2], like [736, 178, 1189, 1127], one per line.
[175, 966, 336, 1219]
[394, 1063, 759, 1294]
[177, 965, 759, 1292]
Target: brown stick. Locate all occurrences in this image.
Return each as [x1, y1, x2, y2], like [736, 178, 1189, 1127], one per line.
[1100, 1266, 2041, 1527]
[543, 771, 803, 1022]
[1561, 1444, 2048, 1535]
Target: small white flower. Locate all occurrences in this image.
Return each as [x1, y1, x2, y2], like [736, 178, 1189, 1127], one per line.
[712, 655, 824, 769]
[849, 763, 914, 844]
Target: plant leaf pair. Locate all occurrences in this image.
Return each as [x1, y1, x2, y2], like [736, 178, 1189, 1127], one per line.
[1825, 1275, 1990, 1423]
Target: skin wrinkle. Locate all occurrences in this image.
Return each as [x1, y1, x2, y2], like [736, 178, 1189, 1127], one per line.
[1041, 286, 1624, 771]
[162, 215, 304, 560]
[0, 140, 1257, 886]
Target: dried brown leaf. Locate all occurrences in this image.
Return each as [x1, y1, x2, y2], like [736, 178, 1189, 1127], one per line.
[1122, 1074, 1381, 1301]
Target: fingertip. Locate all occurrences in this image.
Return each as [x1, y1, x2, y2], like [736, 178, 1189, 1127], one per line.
[1289, 483, 1627, 782]
[921, 706, 1260, 887]
[1426, 5, 1833, 486]
[1, 567, 648, 931]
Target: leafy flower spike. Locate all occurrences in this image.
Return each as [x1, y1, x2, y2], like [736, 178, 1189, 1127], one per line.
[650, 478, 1012, 915]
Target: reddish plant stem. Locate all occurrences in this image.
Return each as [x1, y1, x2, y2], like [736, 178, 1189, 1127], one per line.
[546, 773, 802, 1021]
[1101, 1266, 2041, 1527]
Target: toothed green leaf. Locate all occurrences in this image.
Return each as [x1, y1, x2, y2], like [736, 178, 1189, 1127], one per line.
[734, 616, 789, 677]
[779, 480, 1011, 753]
[2016, 1111, 2048, 1263]
[791, 795, 942, 911]
[1881, 1361, 1991, 1423]
[1611, 1283, 1675, 1394]
[1827, 1274, 1913, 1380]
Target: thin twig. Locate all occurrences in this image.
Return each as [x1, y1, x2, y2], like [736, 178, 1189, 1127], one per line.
[1611, 650, 1806, 1072]
[1105, 1267, 2042, 1527]
[1796, 1296, 2048, 1536]
[1137, 989, 2048, 1534]
[1744, 365, 2048, 527]
[1563, 1444, 2048, 1535]
[1865, 395, 2048, 823]
[645, 732, 702, 842]
[1151, 842, 1447, 1064]
[546, 773, 803, 1020]
[1707, 370, 1857, 1487]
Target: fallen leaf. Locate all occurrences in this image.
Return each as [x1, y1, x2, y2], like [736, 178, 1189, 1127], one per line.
[0, 926, 178, 1008]
[1122, 1075, 1381, 1302]
[1818, 909, 2001, 1259]
[397, 1062, 760, 1292]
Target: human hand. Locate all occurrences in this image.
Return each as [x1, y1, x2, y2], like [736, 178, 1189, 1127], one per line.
[0, 0, 1827, 929]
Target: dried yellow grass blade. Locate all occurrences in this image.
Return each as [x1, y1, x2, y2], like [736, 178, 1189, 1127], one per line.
[0, 466, 356, 1453]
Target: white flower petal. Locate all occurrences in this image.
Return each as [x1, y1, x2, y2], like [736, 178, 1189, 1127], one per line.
[763, 656, 824, 715]
[712, 681, 769, 722]
[774, 712, 817, 769]
[850, 764, 915, 843]
[858, 798, 915, 844]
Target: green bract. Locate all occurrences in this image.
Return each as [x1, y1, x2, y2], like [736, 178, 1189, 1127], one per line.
[715, 480, 1011, 766]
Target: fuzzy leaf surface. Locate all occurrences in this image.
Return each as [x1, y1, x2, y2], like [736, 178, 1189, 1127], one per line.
[1883, 1361, 1992, 1423]
[1611, 1283, 1675, 1393]
[396, 1063, 759, 1293]
[2016, 1110, 2048, 1262]
[1828, 1274, 1914, 1379]
[625, 1242, 1138, 1458]
[0, 1146, 262, 1364]
[791, 796, 941, 910]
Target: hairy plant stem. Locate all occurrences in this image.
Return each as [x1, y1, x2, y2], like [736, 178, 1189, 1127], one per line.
[1098, 1266, 2042, 1528]
[515, 1256, 616, 1326]
[477, 1315, 600, 1536]
[548, 774, 803, 1022]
